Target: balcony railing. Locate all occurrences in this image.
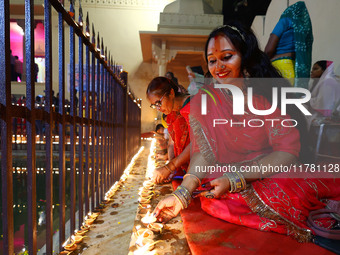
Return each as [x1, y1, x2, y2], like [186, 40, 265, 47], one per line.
[0, 0, 141, 254]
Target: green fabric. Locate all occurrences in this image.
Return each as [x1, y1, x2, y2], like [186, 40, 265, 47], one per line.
[280, 1, 313, 88]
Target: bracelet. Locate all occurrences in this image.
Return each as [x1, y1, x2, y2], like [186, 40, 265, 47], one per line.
[177, 185, 192, 204]
[173, 185, 192, 209]
[171, 193, 184, 210]
[183, 174, 201, 186]
[164, 164, 174, 174]
[223, 172, 246, 193]
[173, 190, 189, 209]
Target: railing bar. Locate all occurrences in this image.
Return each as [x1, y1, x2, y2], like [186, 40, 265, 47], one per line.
[58, 11, 66, 251]
[112, 79, 116, 185]
[95, 51, 100, 207]
[100, 61, 105, 200]
[0, 0, 14, 253]
[44, 0, 54, 253]
[69, 1, 76, 237]
[110, 77, 113, 186]
[91, 38, 95, 212]
[78, 28, 84, 230]
[105, 68, 109, 190]
[25, 0, 37, 253]
[115, 79, 118, 183]
[85, 36, 90, 216]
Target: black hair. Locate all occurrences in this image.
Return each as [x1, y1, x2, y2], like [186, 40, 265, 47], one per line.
[314, 60, 328, 72]
[205, 21, 312, 162]
[155, 124, 164, 132]
[146, 76, 188, 98]
[165, 71, 179, 85]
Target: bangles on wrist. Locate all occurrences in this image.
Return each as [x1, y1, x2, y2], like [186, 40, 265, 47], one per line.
[164, 161, 176, 174]
[172, 185, 192, 209]
[183, 173, 201, 186]
[164, 164, 173, 174]
[223, 171, 246, 193]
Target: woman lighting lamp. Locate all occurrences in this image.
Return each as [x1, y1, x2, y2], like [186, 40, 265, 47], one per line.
[151, 22, 340, 242]
[147, 78, 191, 184]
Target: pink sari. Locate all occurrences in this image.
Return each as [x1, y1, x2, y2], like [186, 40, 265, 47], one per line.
[188, 84, 340, 241]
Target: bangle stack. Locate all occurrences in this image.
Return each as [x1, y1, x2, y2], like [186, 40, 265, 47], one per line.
[165, 161, 176, 174]
[172, 185, 192, 209]
[223, 172, 246, 193]
[183, 173, 201, 186]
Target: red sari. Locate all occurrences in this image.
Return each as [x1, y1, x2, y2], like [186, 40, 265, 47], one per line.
[189, 84, 340, 242]
[166, 101, 190, 175]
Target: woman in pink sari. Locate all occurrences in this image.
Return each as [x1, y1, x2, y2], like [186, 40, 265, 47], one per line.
[153, 22, 340, 243]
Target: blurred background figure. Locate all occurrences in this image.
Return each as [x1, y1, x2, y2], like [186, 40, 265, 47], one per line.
[165, 71, 178, 85]
[10, 49, 17, 81]
[265, 1, 313, 88]
[307, 60, 340, 123]
[186, 66, 205, 95]
[14, 56, 23, 82]
[153, 124, 169, 161]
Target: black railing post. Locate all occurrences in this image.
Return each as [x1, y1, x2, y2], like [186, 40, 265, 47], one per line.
[25, 0, 37, 253]
[58, 8, 66, 251]
[91, 24, 96, 212]
[95, 33, 100, 208]
[0, 0, 14, 254]
[78, 0, 85, 230]
[44, 0, 54, 253]
[84, 12, 90, 217]
[69, 0, 77, 237]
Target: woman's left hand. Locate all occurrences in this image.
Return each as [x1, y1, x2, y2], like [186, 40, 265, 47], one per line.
[199, 176, 230, 199]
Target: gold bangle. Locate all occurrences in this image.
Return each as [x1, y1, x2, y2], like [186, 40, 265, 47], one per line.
[183, 174, 201, 186]
[171, 193, 184, 210]
[164, 164, 174, 174]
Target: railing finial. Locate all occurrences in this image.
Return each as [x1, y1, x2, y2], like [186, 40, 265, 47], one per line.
[69, 0, 75, 14]
[79, 0, 83, 26]
[85, 12, 90, 36]
[92, 24, 95, 44]
[101, 38, 104, 56]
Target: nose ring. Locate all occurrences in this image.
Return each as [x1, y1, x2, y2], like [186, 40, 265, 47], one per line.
[221, 65, 225, 68]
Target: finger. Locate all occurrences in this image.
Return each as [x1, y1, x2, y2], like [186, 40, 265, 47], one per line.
[199, 191, 217, 199]
[152, 200, 166, 217]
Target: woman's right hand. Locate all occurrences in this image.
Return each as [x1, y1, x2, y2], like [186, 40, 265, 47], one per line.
[199, 177, 230, 199]
[152, 195, 182, 223]
[152, 166, 171, 184]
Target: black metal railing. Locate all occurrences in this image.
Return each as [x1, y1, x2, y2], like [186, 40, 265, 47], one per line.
[0, 0, 141, 254]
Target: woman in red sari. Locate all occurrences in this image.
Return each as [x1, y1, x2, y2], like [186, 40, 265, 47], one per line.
[147, 77, 191, 184]
[153, 22, 340, 242]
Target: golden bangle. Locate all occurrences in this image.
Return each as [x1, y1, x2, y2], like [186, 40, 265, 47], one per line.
[183, 173, 201, 186]
[164, 164, 174, 174]
[171, 193, 185, 210]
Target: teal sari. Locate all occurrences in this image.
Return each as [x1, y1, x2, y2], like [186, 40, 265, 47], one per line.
[280, 1, 313, 89]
